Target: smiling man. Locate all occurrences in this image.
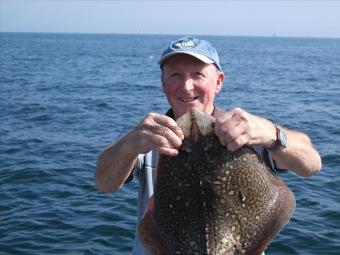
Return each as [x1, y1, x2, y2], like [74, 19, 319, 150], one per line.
[94, 36, 322, 255]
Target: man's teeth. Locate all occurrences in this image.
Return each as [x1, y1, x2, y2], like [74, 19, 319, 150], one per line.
[180, 97, 198, 102]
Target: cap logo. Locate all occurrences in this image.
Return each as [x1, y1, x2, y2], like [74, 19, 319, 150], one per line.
[172, 38, 199, 49]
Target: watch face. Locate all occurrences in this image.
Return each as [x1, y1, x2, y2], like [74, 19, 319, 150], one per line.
[278, 127, 287, 150]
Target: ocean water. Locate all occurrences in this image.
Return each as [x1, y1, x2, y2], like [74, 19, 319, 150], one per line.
[0, 33, 339, 255]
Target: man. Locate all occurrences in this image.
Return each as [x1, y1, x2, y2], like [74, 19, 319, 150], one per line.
[94, 36, 322, 255]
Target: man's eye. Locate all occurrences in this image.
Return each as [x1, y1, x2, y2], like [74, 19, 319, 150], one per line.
[170, 73, 179, 78]
[195, 72, 205, 77]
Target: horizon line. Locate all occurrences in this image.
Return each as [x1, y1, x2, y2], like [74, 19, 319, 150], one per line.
[1, 31, 339, 40]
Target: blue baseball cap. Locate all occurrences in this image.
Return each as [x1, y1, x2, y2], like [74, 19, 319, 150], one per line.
[159, 36, 222, 71]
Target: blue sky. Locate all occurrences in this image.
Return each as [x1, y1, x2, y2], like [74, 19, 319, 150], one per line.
[1, 0, 340, 38]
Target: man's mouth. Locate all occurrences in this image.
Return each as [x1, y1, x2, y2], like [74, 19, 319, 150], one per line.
[179, 96, 199, 103]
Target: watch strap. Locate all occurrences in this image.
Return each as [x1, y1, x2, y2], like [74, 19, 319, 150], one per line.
[267, 124, 287, 151]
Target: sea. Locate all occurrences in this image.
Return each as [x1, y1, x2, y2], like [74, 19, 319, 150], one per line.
[0, 33, 339, 255]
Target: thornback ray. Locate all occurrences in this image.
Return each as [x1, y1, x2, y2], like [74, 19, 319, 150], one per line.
[139, 108, 296, 255]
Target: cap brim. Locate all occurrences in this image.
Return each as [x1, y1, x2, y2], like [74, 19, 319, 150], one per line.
[159, 51, 214, 66]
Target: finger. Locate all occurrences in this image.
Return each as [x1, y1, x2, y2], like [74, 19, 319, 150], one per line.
[226, 134, 249, 152]
[153, 114, 185, 141]
[141, 131, 179, 156]
[216, 110, 249, 141]
[157, 147, 179, 156]
[149, 114, 183, 149]
[215, 110, 241, 141]
[141, 130, 174, 150]
[214, 111, 234, 135]
[216, 125, 227, 147]
[215, 119, 239, 146]
[143, 123, 182, 149]
[140, 114, 182, 148]
[224, 120, 247, 144]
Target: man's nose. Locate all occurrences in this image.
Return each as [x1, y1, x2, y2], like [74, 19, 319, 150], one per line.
[182, 77, 194, 91]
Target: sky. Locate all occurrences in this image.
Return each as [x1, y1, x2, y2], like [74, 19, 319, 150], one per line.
[1, 0, 340, 38]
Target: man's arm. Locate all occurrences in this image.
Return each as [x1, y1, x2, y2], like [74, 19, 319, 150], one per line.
[94, 113, 184, 193]
[214, 107, 322, 177]
[270, 128, 322, 176]
[95, 132, 140, 193]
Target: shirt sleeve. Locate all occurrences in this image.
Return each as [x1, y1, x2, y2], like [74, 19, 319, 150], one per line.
[253, 145, 287, 173]
[263, 149, 288, 173]
[124, 153, 145, 184]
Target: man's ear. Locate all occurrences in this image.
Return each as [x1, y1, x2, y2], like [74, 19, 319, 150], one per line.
[215, 71, 225, 93]
[161, 71, 165, 87]
[161, 81, 167, 94]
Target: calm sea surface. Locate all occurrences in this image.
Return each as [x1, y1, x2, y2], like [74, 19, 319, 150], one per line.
[0, 33, 339, 255]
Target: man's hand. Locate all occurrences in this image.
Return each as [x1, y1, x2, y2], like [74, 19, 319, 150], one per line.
[132, 113, 184, 156]
[214, 108, 277, 151]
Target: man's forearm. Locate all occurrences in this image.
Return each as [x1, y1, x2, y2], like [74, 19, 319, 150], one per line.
[95, 133, 139, 193]
[271, 129, 322, 176]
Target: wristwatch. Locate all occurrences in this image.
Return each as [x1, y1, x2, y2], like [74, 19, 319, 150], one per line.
[269, 124, 287, 151]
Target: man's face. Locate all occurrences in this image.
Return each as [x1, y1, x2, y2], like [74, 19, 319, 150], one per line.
[162, 54, 224, 119]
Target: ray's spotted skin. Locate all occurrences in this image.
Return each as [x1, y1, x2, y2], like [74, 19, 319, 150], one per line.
[138, 108, 296, 255]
